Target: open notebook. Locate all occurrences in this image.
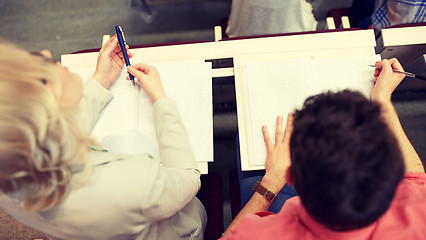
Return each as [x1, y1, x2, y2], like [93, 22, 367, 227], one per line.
[72, 62, 213, 162]
[237, 55, 381, 170]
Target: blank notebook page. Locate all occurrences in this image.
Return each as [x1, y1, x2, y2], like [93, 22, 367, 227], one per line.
[72, 62, 213, 162]
[137, 62, 213, 162]
[242, 54, 381, 166]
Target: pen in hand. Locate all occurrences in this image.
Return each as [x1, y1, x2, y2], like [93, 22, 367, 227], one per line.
[116, 25, 135, 86]
[369, 65, 416, 78]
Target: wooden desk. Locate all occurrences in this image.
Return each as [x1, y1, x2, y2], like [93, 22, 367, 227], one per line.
[62, 29, 377, 172]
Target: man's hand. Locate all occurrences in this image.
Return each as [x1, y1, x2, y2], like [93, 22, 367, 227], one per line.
[126, 63, 166, 103]
[261, 113, 294, 193]
[222, 114, 294, 237]
[370, 58, 424, 173]
[371, 58, 405, 103]
[92, 35, 133, 89]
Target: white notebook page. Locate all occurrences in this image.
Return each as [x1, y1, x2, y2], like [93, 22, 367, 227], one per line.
[72, 62, 213, 162]
[242, 55, 381, 167]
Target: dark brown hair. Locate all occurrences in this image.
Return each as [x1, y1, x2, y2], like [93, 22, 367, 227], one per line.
[290, 90, 404, 231]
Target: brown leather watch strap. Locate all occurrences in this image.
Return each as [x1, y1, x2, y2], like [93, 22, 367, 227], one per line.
[253, 181, 277, 203]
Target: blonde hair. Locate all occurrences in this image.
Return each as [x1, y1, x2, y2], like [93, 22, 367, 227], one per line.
[0, 41, 91, 211]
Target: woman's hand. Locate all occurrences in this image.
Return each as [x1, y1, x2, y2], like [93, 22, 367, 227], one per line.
[370, 58, 405, 103]
[261, 113, 294, 193]
[126, 63, 166, 103]
[92, 35, 133, 89]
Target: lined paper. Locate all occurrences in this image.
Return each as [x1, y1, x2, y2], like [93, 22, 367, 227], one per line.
[72, 62, 213, 162]
[242, 55, 381, 166]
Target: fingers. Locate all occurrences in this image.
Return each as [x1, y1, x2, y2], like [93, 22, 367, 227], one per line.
[111, 44, 133, 67]
[113, 42, 122, 53]
[379, 58, 403, 74]
[103, 35, 132, 61]
[374, 60, 382, 68]
[374, 58, 403, 72]
[126, 65, 144, 80]
[262, 125, 272, 150]
[379, 58, 405, 82]
[112, 53, 124, 68]
[373, 61, 381, 77]
[115, 45, 133, 58]
[373, 58, 405, 81]
[101, 35, 118, 55]
[283, 113, 294, 144]
[388, 57, 404, 72]
[275, 115, 283, 145]
[130, 63, 156, 74]
[104, 34, 116, 47]
[370, 58, 405, 102]
[381, 59, 391, 71]
[263, 114, 292, 147]
[127, 63, 165, 102]
[126, 63, 156, 81]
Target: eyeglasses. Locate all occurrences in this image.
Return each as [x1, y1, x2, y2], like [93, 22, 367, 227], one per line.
[29, 51, 60, 85]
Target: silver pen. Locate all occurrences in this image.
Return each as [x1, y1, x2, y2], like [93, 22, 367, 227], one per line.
[369, 65, 416, 78]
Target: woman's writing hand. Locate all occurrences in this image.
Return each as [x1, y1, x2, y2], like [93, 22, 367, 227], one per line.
[127, 63, 166, 103]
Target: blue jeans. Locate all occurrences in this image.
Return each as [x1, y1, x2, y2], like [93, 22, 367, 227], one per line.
[236, 136, 297, 214]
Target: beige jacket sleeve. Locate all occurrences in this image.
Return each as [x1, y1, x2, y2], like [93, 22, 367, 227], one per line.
[153, 97, 199, 171]
[139, 97, 201, 220]
[79, 77, 113, 131]
[80, 79, 201, 220]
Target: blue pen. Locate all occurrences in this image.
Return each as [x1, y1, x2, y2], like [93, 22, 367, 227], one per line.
[115, 26, 135, 86]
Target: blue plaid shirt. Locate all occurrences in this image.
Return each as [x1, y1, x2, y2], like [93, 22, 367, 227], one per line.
[372, 0, 426, 30]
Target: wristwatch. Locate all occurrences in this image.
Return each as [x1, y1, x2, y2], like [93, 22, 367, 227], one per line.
[253, 181, 277, 203]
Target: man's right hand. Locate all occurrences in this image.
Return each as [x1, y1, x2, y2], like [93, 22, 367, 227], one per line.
[370, 58, 424, 173]
[370, 58, 405, 103]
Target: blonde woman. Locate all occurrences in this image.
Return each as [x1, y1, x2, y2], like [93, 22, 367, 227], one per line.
[0, 37, 206, 240]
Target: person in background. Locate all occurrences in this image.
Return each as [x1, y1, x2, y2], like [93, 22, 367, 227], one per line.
[0, 37, 206, 240]
[352, 0, 426, 31]
[222, 58, 426, 239]
[372, 0, 426, 31]
[226, 0, 317, 38]
[351, 0, 375, 29]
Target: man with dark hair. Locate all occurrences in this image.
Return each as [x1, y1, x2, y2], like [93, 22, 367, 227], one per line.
[291, 90, 405, 231]
[222, 58, 426, 239]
